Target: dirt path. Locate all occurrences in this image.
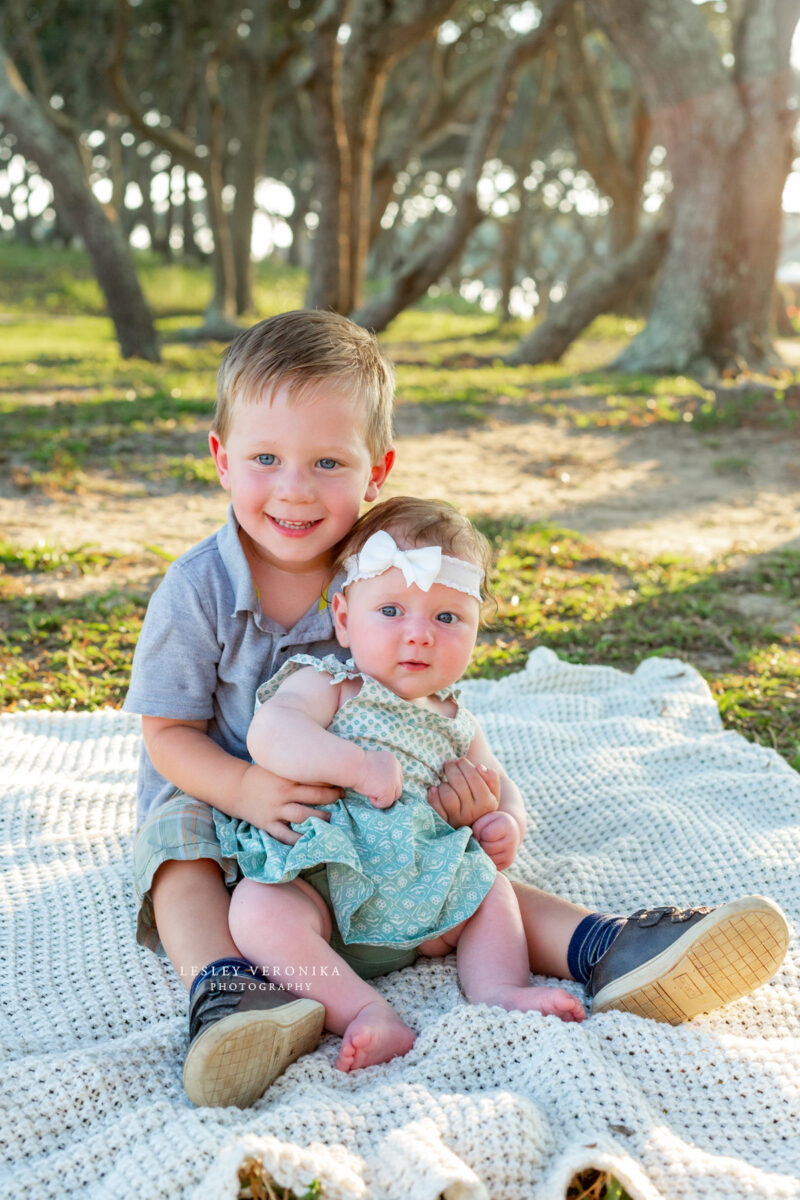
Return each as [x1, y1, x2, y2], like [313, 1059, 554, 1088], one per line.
[3, 415, 798, 565]
[3, 343, 799, 566]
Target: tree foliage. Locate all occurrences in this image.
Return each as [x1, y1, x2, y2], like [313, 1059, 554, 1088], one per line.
[0, 0, 798, 370]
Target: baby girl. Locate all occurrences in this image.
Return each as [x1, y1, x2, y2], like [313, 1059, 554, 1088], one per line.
[214, 497, 585, 1072]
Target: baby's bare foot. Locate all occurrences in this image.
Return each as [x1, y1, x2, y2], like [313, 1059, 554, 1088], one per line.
[335, 1000, 416, 1072]
[487, 985, 586, 1023]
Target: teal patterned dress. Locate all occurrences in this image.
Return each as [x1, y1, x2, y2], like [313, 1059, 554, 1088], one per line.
[213, 653, 497, 950]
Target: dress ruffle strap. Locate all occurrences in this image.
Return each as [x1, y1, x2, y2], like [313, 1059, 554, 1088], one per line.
[254, 652, 358, 709]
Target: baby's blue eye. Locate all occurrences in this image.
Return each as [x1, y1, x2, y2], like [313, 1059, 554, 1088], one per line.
[436, 612, 459, 624]
[379, 604, 400, 617]
[318, 458, 338, 470]
[256, 453, 276, 466]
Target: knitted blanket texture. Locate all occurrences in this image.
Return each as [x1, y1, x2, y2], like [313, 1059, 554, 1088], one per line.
[2, 648, 799, 1200]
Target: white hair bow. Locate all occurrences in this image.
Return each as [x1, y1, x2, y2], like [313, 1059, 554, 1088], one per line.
[348, 531, 442, 591]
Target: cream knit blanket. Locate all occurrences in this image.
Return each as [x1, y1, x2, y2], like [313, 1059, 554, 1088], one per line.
[2, 648, 799, 1200]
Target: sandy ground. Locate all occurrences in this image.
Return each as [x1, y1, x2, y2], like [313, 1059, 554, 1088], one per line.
[3, 412, 799, 565]
[2, 343, 799, 569]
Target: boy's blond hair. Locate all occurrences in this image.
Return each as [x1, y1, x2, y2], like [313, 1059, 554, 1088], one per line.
[214, 310, 395, 460]
[334, 496, 494, 604]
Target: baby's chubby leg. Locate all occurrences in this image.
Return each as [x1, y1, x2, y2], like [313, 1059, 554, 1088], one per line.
[229, 878, 416, 1071]
[451, 875, 586, 1022]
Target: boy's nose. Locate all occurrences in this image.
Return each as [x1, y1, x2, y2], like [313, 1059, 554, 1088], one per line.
[274, 467, 314, 501]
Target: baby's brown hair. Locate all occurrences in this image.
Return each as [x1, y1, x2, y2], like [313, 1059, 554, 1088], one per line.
[334, 497, 494, 606]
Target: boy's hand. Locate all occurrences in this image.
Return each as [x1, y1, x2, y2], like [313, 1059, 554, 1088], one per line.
[471, 810, 522, 871]
[428, 757, 500, 828]
[237, 763, 340, 845]
[355, 749, 403, 809]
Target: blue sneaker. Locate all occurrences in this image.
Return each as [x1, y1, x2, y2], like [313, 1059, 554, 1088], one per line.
[589, 895, 789, 1023]
[183, 968, 325, 1107]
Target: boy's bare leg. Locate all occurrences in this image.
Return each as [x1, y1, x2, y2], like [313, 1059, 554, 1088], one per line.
[151, 858, 241, 989]
[230, 877, 416, 1072]
[512, 880, 590, 980]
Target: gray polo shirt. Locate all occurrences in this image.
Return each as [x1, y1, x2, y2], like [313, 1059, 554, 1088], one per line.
[123, 506, 345, 826]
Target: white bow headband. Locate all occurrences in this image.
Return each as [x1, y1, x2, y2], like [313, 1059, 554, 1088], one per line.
[343, 530, 483, 600]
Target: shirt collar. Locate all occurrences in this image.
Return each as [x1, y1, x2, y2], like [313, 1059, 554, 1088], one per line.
[216, 505, 344, 639]
[217, 505, 260, 616]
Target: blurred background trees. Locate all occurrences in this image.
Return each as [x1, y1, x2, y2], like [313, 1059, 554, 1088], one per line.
[1, 0, 799, 369]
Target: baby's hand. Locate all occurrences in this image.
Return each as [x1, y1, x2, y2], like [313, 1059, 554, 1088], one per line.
[428, 757, 500, 828]
[472, 810, 522, 871]
[355, 749, 403, 809]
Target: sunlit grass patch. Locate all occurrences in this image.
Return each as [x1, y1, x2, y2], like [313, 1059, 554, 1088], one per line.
[393, 358, 722, 431]
[0, 586, 149, 710]
[0, 242, 306, 320]
[0, 540, 123, 574]
[0, 539, 169, 710]
[387, 308, 498, 344]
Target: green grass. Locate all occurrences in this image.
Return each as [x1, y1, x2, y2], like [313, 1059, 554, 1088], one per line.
[466, 520, 800, 770]
[0, 241, 306, 318]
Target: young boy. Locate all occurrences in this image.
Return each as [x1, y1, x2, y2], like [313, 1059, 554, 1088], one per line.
[124, 310, 789, 1110]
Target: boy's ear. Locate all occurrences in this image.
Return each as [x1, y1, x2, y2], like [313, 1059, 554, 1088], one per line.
[331, 591, 350, 647]
[364, 447, 395, 503]
[208, 431, 231, 491]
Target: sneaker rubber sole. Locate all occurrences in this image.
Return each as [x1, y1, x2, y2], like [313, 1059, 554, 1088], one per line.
[591, 895, 789, 1024]
[182, 997, 325, 1108]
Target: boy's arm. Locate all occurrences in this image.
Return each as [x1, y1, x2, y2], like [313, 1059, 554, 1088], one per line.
[247, 668, 403, 809]
[131, 564, 340, 841]
[142, 716, 340, 843]
[463, 720, 526, 870]
[466, 722, 526, 835]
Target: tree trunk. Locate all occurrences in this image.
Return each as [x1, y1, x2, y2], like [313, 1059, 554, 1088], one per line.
[344, 55, 389, 313]
[137, 152, 158, 249]
[352, 3, 566, 332]
[307, 0, 468, 314]
[230, 44, 275, 315]
[106, 3, 238, 329]
[229, 88, 273, 315]
[305, 0, 352, 312]
[506, 222, 669, 364]
[559, 8, 650, 258]
[586, 0, 798, 374]
[0, 45, 159, 360]
[499, 46, 558, 322]
[704, 0, 798, 367]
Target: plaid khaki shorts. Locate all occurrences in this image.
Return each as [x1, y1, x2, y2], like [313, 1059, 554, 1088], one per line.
[133, 793, 418, 978]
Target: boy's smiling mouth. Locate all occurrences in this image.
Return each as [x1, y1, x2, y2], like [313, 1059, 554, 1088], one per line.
[268, 515, 323, 533]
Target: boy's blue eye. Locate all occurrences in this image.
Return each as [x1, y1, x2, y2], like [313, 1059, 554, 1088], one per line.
[318, 458, 338, 470]
[256, 453, 276, 466]
[379, 605, 400, 617]
[436, 612, 459, 624]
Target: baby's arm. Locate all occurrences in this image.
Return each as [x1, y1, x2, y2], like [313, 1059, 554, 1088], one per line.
[463, 721, 526, 870]
[247, 668, 403, 809]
